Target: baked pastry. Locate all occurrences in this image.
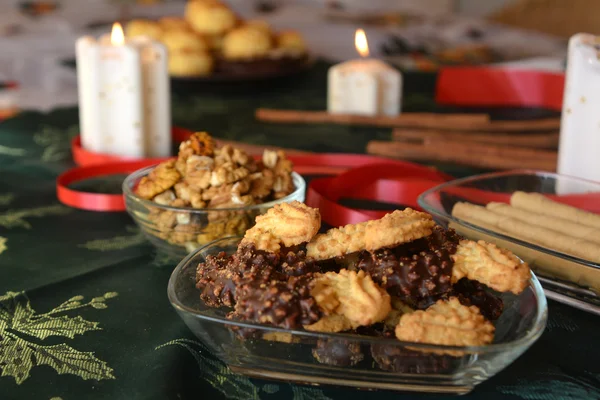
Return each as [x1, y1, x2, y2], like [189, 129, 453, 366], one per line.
[125, 19, 163, 41]
[168, 50, 214, 76]
[162, 29, 208, 53]
[159, 16, 190, 32]
[276, 30, 307, 54]
[244, 19, 272, 35]
[222, 25, 273, 60]
[395, 297, 495, 354]
[185, 1, 238, 36]
[195, 205, 530, 363]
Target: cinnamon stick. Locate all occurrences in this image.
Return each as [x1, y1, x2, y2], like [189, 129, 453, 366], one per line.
[392, 129, 559, 149]
[256, 109, 490, 129]
[256, 108, 561, 132]
[366, 140, 557, 171]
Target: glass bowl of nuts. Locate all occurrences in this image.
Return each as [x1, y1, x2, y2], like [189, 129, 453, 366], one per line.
[122, 132, 306, 257]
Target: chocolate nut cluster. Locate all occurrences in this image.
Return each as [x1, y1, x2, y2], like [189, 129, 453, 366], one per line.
[134, 132, 295, 249]
[195, 202, 531, 369]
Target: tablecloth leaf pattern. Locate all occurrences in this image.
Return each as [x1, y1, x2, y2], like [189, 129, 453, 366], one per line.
[156, 338, 333, 400]
[0, 291, 116, 384]
[0, 60, 598, 399]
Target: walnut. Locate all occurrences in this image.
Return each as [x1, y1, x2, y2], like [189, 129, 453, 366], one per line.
[153, 190, 176, 205]
[186, 155, 214, 173]
[210, 163, 249, 187]
[263, 149, 278, 169]
[171, 199, 190, 208]
[204, 184, 232, 205]
[174, 182, 206, 209]
[231, 180, 253, 205]
[248, 171, 274, 199]
[197, 221, 226, 244]
[176, 132, 216, 174]
[185, 169, 212, 190]
[215, 144, 252, 167]
[149, 208, 179, 241]
[171, 223, 200, 244]
[136, 160, 181, 199]
[225, 214, 250, 235]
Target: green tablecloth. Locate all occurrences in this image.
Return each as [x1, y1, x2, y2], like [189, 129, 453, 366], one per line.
[0, 61, 598, 400]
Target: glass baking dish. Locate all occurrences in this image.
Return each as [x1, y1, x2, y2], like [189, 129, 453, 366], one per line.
[418, 170, 600, 315]
[168, 236, 547, 395]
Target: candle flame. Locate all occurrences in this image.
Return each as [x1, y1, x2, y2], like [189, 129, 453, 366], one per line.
[111, 22, 125, 46]
[355, 29, 369, 58]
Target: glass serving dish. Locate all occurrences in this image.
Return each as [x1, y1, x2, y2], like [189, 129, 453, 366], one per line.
[167, 236, 548, 395]
[123, 166, 305, 257]
[418, 170, 600, 316]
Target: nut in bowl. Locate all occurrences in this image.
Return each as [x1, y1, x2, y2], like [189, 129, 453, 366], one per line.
[168, 203, 548, 394]
[123, 132, 305, 257]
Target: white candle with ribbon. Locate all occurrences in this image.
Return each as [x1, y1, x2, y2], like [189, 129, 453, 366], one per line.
[328, 29, 402, 116]
[76, 22, 171, 158]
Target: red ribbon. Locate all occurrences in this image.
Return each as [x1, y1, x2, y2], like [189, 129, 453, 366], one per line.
[436, 66, 564, 111]
[60, 136, 452, 217]
[58, 66, 580, 223]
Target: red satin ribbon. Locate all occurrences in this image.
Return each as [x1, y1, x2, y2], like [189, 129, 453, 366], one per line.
[59, 140, 452, 216]
[436, 67, 564, 111]
[59, 66, 580, 221]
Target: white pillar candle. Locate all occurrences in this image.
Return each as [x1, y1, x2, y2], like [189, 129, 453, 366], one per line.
[328, 29, 402, 116]
[558, 33, 600, 184]
[76, 23, 171, 158]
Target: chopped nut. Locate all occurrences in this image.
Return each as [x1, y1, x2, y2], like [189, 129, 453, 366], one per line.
[210, 163, 249, 187]
[249, 170, 274, 199]
[263, 149, 278, 168]
[153, 190, 176, 205]
[176, 132, 216, 174]
[174, 182, 205, 208]
[176, 213, 191, 225]
[136, 160, 181, 199]
[231, 180, 252, 205]
[171, 223, 199, 244]
[186, 155, 214, 172]
[139, 132, 296, 249]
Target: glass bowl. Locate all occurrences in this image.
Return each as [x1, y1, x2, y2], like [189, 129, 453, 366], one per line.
[167, 236, 548, 395]
[418, 170, 600, 315]
[123, 165, 305, 257]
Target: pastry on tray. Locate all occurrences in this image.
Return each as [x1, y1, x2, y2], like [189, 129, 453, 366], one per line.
[451, 190, 600, 294]
[195, 202, 532, 362]
[126, 0, 310, 78]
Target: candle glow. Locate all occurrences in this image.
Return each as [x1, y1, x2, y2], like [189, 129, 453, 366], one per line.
[355, 29, 369, 58]
[111, 22, 125, 46]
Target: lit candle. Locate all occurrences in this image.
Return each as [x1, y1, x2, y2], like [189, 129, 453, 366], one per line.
[558, 33, 600, 184]
[76, 22, 171, 158]
[327, 29, 402, 116]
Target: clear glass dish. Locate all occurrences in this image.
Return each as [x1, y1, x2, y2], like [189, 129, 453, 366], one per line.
[418, 169, 600, 315]
[167, 236, 548, 395]
[123, 166, 305, 257]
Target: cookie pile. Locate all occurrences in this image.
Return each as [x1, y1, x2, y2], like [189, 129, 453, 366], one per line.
[195, 201, 531, 366]
[125, 0, 308, 77]
[134, 132, 295, 249]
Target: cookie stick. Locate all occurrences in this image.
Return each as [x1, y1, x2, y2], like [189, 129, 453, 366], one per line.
[511, 191, 600, 230]
[487, 202, 600, 245]
[451, 202, 600, 263]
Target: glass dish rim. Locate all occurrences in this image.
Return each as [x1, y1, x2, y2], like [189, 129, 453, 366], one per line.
[122, 164, 306, 213]
[417, 168, 600, 270]
[167, 235, 548, 355]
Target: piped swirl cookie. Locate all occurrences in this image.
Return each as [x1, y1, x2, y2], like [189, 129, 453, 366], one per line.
[306, 208, 435, 260]
[241, 201, 321, 253]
